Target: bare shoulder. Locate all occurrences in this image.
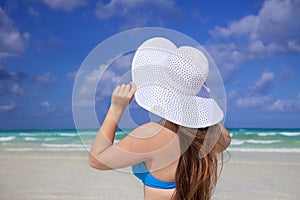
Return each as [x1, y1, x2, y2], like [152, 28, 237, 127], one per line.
[129, 122, 165, 138]
[115, 122, 175, 154]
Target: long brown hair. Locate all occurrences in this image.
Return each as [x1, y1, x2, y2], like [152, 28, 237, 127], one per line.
[163, 120, 227, 200]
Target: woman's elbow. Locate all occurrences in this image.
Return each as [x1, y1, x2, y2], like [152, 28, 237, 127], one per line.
[88, 154, 108, 170]
[88, 154, 98, 169]
[88, 154, 102, 170]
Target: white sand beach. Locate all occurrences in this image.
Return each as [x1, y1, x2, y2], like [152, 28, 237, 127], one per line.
[1, 151, 299, 200]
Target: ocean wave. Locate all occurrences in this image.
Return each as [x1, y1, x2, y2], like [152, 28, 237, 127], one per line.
[246, 139, 281, 144]
[24, 137, 39, 141]
[228, 147, 300, 153]
[229, 139, 281, 146]
[4, 148, 35, 151]
[41, 143, 84, 148]
[278, 132, 300, 137]
[19, 133, 38, 136]
[4, 147, 86, 152]
[258, 132, 277, 136]
[244, 131, 257, 135]
[230, 139, 245, 145]
[76, 131, 97, 136]
[0, 136, 16, 142]
[59, 133, 78, 137]
[40, 148, 86, 151]
[44, 138, 59, 141]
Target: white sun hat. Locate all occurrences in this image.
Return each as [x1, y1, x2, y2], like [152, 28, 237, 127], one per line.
[132, 37, 224, 128]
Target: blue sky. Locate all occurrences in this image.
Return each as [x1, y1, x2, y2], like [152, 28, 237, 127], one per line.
[0, 0, 299, 129]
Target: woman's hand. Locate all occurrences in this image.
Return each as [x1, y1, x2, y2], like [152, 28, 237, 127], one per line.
[111, 82, 137, 111]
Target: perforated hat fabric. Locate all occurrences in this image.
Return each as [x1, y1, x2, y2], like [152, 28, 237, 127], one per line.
[132, 37, 224, 128]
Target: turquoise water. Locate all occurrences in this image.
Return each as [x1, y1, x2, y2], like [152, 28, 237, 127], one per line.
[0, 128, 299, 153]
[228, 128, 300, 153]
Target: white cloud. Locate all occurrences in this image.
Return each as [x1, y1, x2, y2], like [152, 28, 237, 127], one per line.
[74, 65, 120, 107]
[234, 89, 300, 112]
[287, 40, 300, 52]
[232, 70, 276, 109]
[66, 70, 77, 80]
[84, 65, 120, 84]
[252, 70, 274, 94]
[227, 90, 238, 100]
[40, 100, 56, 112]
[248, 40, 265, 53]
[74, 54, 134, 108]
[207, 0, 300, 80]
[11, 83, 26, 95]
[254, 71, 274, 88]
[267, 98, 300, 112]
[205, 42, 252, 80]
[236, 95, 270, 108]
[85, 66, 120, 98]
[36, 72, 56, 83]
[0, 69, 58, 96]
[95, 0, 181, 28]
[95, 0, 174, 19]
[211, 0, 300, 53]
[267, 100, 285, 111]
[211, 15, 258, 38]
[101, 70, 121, 82]
[41, 0, 86, 12]
[113, 53, 134, 70]
[0, 7, 30, 60]
[0, 69, 29, 96]
[256, 0, 300, 43]
[41, 101, 50, 107]
[0, 101, 16, 112]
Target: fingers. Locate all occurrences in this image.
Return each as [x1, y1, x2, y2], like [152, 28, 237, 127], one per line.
[111, 82, 137, 109]
[113, 85, 121, 95]
[128, 82, 137, 96]
[113, 82, 136, 96]
[124, 83, 131, 94]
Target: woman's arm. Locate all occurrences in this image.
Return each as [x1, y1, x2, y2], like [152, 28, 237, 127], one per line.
[88, 83, 136, 169]
[88, 82, 179, 170]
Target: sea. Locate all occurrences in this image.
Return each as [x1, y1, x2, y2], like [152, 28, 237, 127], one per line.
[0, 128, 299, 153]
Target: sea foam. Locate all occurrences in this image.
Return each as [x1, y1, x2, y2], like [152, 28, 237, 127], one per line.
[246, 139, 281, 144]
[278, 132, 300, 137]
[230, 139, 245, 145]
[41, 143, 84, 148]
[24, 137, 39, 141]
[0, 136, 16, 142]
[228, 147, 300, 153]
[258, 132, 277, 136]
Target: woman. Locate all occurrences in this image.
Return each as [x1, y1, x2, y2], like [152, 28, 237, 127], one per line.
[89, 37, 231, 200]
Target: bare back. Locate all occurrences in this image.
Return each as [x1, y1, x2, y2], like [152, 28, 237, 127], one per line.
[142, 122, 181, 200]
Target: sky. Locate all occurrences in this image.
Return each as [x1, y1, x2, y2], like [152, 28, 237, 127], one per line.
[0, 0, 300, 130]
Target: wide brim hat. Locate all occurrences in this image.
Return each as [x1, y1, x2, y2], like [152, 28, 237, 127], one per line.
[132, 37, 223, 128]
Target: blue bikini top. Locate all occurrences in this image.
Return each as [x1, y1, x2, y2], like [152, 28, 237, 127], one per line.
[132, 162, 176, 189]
